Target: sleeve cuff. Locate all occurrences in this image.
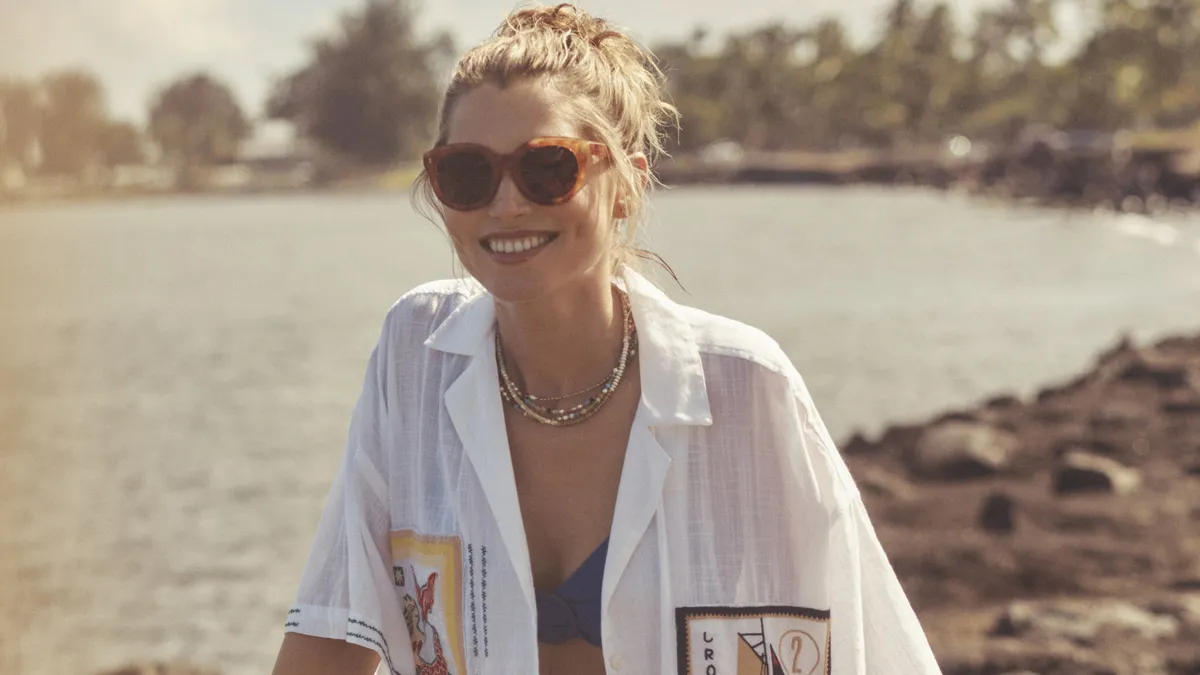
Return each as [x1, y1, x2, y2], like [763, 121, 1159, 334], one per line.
[284, 605, 403, 675]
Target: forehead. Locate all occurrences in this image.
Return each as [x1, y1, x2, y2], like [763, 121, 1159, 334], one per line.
[445, 79, 583, 152]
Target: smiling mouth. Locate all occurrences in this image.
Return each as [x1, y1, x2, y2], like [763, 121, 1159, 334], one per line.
[480, 233, 558, 254]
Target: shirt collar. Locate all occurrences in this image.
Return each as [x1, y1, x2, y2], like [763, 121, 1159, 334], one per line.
[424, 267, 712, 427]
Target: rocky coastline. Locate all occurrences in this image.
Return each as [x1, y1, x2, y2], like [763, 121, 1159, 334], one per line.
[843, 330, 1200, 674]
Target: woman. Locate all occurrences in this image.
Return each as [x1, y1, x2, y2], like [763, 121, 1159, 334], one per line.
[272, 4, 939, 675]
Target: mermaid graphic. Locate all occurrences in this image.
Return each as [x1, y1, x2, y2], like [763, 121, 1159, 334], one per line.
[403, 567, 452, 675]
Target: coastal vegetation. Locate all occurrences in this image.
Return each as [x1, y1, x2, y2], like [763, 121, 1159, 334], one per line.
[1, 0, 1198, 195]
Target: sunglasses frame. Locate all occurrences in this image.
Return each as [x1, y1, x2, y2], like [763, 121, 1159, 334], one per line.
[423, 137, 609, 211]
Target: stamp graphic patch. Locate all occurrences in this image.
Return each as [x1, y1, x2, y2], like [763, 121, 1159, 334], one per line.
[676, 605, 831, 675]
[391, 529, 466, 675]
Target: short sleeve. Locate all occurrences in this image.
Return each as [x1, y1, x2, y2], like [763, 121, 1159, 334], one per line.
[284, 334, 415, 675]
[826, 491, 941, 673]
[792, 381, 942, 674]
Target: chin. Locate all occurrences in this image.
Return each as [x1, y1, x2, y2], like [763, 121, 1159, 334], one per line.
[455, 251, 540, 299]
[480, 273, 553, 304]
[472, 261, 612, 307]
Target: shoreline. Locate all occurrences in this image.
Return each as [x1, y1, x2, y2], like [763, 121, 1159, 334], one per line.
[6, 135, 1200, 215]
[655, 137, 1200, 215]
[4, 181, 1197, 223]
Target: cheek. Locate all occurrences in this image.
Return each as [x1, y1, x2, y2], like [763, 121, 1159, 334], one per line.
[442, 213, 479, 249]
[566, 188, 613, 240]
[559, 208, 605, 247]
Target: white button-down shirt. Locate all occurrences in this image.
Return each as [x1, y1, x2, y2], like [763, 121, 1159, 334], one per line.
[285, 269, 941, 674]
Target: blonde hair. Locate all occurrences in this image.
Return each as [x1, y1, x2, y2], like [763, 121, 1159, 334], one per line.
[413, 3, 680, 279]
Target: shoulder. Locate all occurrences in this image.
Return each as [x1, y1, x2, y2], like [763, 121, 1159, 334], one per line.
[378, 278, 481, 343]
[675, 303, 831, 449]
[389, 277, 480, 319]
[675, 302, 859, 504]
[676, 303, 799, 384]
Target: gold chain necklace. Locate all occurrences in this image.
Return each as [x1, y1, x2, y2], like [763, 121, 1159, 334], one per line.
[496, 290, 636, 427]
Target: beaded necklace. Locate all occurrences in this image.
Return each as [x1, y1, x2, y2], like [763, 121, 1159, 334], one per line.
[496, 289, 637, 427]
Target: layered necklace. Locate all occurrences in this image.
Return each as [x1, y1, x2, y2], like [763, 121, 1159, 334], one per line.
[496, 289, 638, 427]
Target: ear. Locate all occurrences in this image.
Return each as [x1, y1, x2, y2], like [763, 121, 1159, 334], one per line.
[613, 152, 650, 219]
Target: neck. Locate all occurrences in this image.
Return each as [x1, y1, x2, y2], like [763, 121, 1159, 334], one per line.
[493, 273, 627, 399]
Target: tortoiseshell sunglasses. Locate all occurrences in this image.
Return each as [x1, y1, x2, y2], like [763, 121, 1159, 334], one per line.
[423, 137, 609, 211]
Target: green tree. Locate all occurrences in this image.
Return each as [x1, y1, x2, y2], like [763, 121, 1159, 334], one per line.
[99, 121, 144, 167]
[718, 24, 809, 150]
[909, 4, 959, 138]
[803, 19, 857, 148]
[1054, 0, 1173, 130]
[39, 70, 107, 176]
[654, 0, 1200, 155]
[267, 0, 452, 166]
[811, 18, 849, 62]
[149, 73, 249, 183]
[0, 78, 41, 171]
[1101, 0, 1199, 127]
[656, 30, 731, 151]
[1002, 0, 1059, 67]
[659, 22, 822, 151]
[851, 0, 930, 144]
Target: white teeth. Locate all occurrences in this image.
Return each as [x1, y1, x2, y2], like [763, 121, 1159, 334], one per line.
[487, 235, 551, 254]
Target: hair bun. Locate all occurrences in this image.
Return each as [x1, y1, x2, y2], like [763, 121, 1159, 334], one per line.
[499, 3, 621, 47]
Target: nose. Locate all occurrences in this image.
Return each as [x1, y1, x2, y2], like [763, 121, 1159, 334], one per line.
[487, 171, 532, 221]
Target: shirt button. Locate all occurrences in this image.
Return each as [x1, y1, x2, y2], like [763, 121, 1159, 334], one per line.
[609, 654, 623, 671]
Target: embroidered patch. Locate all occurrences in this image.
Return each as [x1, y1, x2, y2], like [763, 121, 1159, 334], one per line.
[391, 529, 466, 675]
[676, 605, 831, 675]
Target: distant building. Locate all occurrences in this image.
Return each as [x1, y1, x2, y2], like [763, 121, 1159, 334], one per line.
[232, 120, 317, 189]
[699, 140, 746, 168]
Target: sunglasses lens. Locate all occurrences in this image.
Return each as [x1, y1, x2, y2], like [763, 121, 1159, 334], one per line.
[519, 145, 580, 204]
[434, 150, 494, 208]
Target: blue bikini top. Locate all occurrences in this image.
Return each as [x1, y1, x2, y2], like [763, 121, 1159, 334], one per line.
[535, 538, 608, 648]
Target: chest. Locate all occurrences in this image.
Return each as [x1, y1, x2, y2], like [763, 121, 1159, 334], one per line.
[503, 367, 641, 592]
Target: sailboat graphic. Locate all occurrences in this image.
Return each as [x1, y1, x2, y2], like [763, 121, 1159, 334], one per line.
[677, 605, 830, 675]
[736, 618, 787, 675]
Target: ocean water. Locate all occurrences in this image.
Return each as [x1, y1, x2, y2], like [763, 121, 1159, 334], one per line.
[1, 186, 1197, 674]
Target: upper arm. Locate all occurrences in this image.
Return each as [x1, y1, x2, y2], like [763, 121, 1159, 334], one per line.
[272, 632, 381, 675]
[787, 381, 941, 673]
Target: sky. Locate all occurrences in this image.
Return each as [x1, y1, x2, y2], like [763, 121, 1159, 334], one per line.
[0, 0, 1079, 125]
